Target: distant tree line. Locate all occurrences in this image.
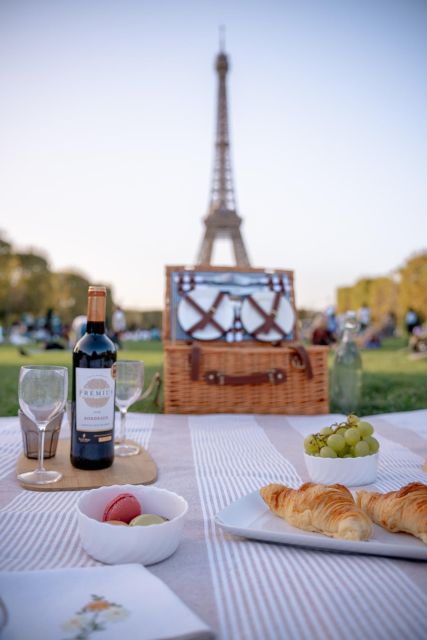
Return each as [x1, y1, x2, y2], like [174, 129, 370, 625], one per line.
[0, 234, 164, 330]
[336, 251, 427, 326]
[124, 309, 163, 331]
[0, 234, 112, 326]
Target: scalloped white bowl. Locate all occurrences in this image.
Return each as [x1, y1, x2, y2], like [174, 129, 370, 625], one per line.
[304, 452, 379, 486]
[77, 484, 188, 565]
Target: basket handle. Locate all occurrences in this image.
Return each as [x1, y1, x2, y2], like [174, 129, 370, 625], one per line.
[189, 344, 313, 384]
[140, 372, 162, 406]
[204, 369, 286, 386]
[190, 345, 285, 385]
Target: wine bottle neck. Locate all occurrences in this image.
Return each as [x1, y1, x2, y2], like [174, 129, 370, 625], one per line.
[86, 321, 106, 334]
[87, 289, 106, 324]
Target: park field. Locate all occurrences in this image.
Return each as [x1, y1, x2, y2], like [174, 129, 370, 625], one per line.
[0, 341, 163, 417]
[0, 338, 426, 417]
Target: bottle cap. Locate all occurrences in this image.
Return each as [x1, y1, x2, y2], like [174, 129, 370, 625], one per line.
[87, 286, 107, 322]
[88, 286, 107, 297]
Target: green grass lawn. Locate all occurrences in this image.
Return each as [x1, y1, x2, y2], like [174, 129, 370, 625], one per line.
[347, 337, 427, 416]
[0, 340, 164, 417]
[0, 337, 426, 417]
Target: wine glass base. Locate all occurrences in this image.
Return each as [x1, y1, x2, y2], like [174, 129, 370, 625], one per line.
[114, 443, 140, 457]
[17, 469, 62, 485]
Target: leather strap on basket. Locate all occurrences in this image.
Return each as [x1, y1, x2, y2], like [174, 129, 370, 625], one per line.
[289, 345, 313, 380]
[189, 346, 286, 385]
[247, 292, 289, 339]
[189, 344, 311, 384]
[184, 291, 227, 336]
[204, 369, 286, 386]
[190, 345, 201, 381]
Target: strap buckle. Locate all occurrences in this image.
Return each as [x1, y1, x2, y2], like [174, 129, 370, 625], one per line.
[268, 368, 286, 383]
[291, 356, 306, 370]
[205, 371, 225, 385]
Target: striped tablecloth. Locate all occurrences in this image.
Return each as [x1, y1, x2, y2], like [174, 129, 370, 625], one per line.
[1, 410, 427, 639]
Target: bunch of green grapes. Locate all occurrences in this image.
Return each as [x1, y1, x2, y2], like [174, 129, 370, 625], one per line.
[304, 415, 380, 458]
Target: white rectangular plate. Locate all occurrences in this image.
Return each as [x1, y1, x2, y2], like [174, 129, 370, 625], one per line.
[215, 490, 427, 561]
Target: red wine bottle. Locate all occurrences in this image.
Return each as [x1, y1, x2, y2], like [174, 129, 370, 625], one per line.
[70, 286, 116, 470]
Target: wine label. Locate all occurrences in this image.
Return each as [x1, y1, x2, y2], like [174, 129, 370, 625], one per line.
[75, 368, 116, 432]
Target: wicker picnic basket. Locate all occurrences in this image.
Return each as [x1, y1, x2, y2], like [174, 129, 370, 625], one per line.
[163, 266, 329, 415]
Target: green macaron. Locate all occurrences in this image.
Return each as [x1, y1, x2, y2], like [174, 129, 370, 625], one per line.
[129, 514, 167, 526]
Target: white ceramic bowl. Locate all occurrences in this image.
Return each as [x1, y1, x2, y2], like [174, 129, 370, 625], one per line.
[304, 453, 378, 486]
[77, 484, 188, 565]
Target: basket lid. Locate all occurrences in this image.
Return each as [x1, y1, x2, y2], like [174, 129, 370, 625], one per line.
[164, 266, 297, 344]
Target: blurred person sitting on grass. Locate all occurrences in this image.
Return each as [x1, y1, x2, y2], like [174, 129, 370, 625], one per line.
[70, 315, 87, 348]
[409, 325, 427, 354]
[405, 307, 420, 335]
[310, 313, 336, 346]
[111, 306, 126, 348]
[357, 303, 371, 333]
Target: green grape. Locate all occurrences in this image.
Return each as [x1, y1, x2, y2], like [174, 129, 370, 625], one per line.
[304, 418, 377, 459]
[304, 434, 320, 455]
[354, 440, 370, 457]
[320, 446, 337, 458]
[344, 427, 361, 446]
[358, 421, 374, 437]
[314, 437, 325, 451]
[364, 436, 380, 454]
[341, 443, 351, 456]
[320, 426, 333, 436]
[327, 433, 346, 453]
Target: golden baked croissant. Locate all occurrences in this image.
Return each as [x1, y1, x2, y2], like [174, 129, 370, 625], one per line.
[260, 482, 372, 541]
[356, 482, 427, 544]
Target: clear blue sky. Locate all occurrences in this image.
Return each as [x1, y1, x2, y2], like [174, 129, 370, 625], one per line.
[1, 0, 426, 311]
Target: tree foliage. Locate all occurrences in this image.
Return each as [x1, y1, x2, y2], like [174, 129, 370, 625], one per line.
[336, 251, 427, 325]
[398, 252, 427, 322]
[0, 234, 113, 325]
[125, 309, 163, 330]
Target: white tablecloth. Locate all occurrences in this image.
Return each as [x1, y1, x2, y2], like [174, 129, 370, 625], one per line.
[1, 410, 426, 639]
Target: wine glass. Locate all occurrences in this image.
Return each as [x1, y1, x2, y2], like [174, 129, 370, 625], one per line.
[18, 365, 68, 485]
[114, 360, 144, 457]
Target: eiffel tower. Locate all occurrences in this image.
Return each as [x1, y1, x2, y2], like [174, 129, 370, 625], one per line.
[197, 39, 250, 266]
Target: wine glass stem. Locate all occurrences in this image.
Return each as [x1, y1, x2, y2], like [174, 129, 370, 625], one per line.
[120, 408, 127, 444]
[37, 426, 47, 473]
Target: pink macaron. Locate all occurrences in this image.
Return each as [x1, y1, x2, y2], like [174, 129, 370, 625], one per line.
[102, 492, 142, 524]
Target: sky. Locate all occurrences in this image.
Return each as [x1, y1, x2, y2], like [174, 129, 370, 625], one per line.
[0, 0, 426, 312]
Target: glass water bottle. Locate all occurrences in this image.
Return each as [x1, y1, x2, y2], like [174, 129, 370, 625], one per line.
[331, 313, 362, 414]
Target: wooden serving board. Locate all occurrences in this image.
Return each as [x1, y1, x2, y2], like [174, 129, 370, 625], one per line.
[16, 439, 157, 492]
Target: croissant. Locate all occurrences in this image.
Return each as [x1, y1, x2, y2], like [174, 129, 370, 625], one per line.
[260, 482, 372, 541]
[356, 482, 427, 544]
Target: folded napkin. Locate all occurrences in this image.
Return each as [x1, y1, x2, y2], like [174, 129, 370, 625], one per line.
[0, 564, 213, 640]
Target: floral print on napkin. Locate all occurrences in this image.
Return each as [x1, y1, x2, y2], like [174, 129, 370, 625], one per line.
[62, 594, 129, 639]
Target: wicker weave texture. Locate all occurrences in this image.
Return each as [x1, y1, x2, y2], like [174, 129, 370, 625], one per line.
[164, 342, 329, 415]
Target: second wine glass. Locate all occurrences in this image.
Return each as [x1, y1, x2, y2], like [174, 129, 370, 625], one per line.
[114, 360, 144, 457]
